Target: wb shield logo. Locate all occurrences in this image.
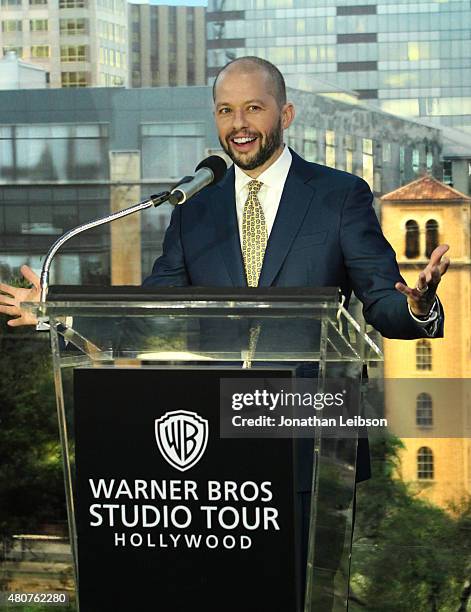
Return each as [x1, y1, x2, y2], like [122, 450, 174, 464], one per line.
[155, 411, 209, 472]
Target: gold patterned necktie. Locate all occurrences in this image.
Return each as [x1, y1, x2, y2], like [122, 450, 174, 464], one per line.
[242, 179, 267, 287]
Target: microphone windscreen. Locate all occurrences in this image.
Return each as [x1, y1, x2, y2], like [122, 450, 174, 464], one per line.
[195, 155, 227, 185]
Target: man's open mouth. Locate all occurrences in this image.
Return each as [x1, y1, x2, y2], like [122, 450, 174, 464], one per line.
[230, 135, 259, 152]
[231, 136, 257, 144]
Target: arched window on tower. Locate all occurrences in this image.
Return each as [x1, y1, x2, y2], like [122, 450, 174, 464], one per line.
[416, 339, 432, 371]
[425, 219, 439, 258]
[417, 447, 434, 479]
[405, 219, 419, 258]
[416, 392, 433, 427]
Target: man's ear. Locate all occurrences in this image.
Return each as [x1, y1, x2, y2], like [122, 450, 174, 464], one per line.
[281, 102, 295, 130]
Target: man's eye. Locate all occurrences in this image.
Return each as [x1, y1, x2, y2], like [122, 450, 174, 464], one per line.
[248, 105, 261, 112]
[219, 108, 231, 114]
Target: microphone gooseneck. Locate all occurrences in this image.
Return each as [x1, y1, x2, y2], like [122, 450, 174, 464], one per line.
[38, 156, 227, 303]
[39, 191, 170, 303]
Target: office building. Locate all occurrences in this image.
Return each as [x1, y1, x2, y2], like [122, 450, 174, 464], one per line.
[0, 0, 128, 87]
[207, 0, 471, 131]
[129, 2, 206, 87]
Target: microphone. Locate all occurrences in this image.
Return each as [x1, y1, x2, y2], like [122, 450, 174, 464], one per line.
[168, 156, 227, 205]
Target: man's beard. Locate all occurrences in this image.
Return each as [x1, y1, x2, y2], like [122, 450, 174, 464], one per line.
[220, 120, 283, 171]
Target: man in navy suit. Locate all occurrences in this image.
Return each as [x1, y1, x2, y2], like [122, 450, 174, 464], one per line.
[142, 56, 449, 337]
[141, 57, 451, 607]
[1, 56, 449, 329]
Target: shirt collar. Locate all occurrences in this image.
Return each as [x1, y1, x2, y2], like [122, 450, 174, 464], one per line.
[234, 145, 292, 194]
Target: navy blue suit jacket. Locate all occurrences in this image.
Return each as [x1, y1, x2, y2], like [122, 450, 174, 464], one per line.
[144, 149, 443, 341]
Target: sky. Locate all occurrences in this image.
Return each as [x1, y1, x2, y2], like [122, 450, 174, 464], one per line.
[129, 0, 207, 5]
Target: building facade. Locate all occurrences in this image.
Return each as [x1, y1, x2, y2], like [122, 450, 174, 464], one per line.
[129, 2, 206, 87]
[381, 175, 471, 508]
[0, 0, 128, 87]
[207, 0, 471, 132]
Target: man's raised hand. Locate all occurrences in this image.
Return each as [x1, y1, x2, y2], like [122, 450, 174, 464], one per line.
[395, 244, 450, 317]
[0, 265, 40, 327]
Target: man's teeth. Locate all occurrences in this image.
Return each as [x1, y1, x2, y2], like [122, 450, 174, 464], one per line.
[233, 137, 256, 144]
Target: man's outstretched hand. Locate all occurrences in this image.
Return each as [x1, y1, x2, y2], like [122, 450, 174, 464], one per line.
[0, 265, 40, 327]
[395, 244, 450, 317]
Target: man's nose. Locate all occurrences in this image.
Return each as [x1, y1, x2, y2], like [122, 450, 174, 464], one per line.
[231, 109, 248, 131]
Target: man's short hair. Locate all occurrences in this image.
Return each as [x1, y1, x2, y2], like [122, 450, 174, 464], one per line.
[212, 56, 287, 108]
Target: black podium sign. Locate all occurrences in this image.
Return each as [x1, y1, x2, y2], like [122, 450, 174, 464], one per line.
[74, 368, 299, 612]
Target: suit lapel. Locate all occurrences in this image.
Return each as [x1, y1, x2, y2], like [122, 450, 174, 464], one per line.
[210, 165, 247, 286]
[258, 152, 316, 287]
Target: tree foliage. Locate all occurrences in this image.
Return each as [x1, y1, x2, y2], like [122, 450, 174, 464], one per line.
[0, 322, 66, 543]
[351, 434, 471, 611]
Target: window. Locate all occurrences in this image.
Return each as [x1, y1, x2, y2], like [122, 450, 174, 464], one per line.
[30, 0, 47, 5]
[337, 33, 377, 43]
[61, 71, 88, 87]
[110, 75, 123, 87]
[443, 160, 453, 186]
[363, 138, 373, 156]
[337, 5, 376, 15]
[417, 447, 434, 479]
[132, 69, 141, 87]
[0, 124, 108, 181]
[303, 127, 317, 162]
[338, 61, 377, 72]
[345, 135, 354, 174]
[426, 151, 433, 172]
[30, 19, 48, 32]
[381, 99, 420, 117]
[141, 123, 205, 179]
[408, 42, 430, 62]
[2, 20, 22, 32]
[60, 18, 87, 35]
[425, 219, 439, 258]
[325, 130, 336, 168]
[1, 0, 22, 6]
[416, 393, 433, 428]
[405, 220, 419, 258]
[416, 339, 432, 371]
[412, 149, 420, 174]
[382, 142, 391, 163]
[59, 0, 86, 7]
[61, 45, 87, 62]
[31, 45, 50, 58]
[399, 146, 405, 175]
[3, 46, 23, 57]
[362, 138, 373, 189]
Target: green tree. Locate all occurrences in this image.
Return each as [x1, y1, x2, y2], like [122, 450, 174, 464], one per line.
[351, 434, 471, 611]
[0, 323, 66, 545]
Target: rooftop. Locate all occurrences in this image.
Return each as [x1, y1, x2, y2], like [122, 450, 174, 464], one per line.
[381, 174, 471, 202]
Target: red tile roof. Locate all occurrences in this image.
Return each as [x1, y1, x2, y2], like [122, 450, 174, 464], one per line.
[381, 174, 471, 202]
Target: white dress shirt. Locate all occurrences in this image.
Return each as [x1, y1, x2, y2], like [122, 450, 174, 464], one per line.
[234, 145, 292, 248]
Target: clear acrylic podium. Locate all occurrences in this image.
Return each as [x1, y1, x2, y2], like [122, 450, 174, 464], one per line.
[28, 286, 382, 612]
